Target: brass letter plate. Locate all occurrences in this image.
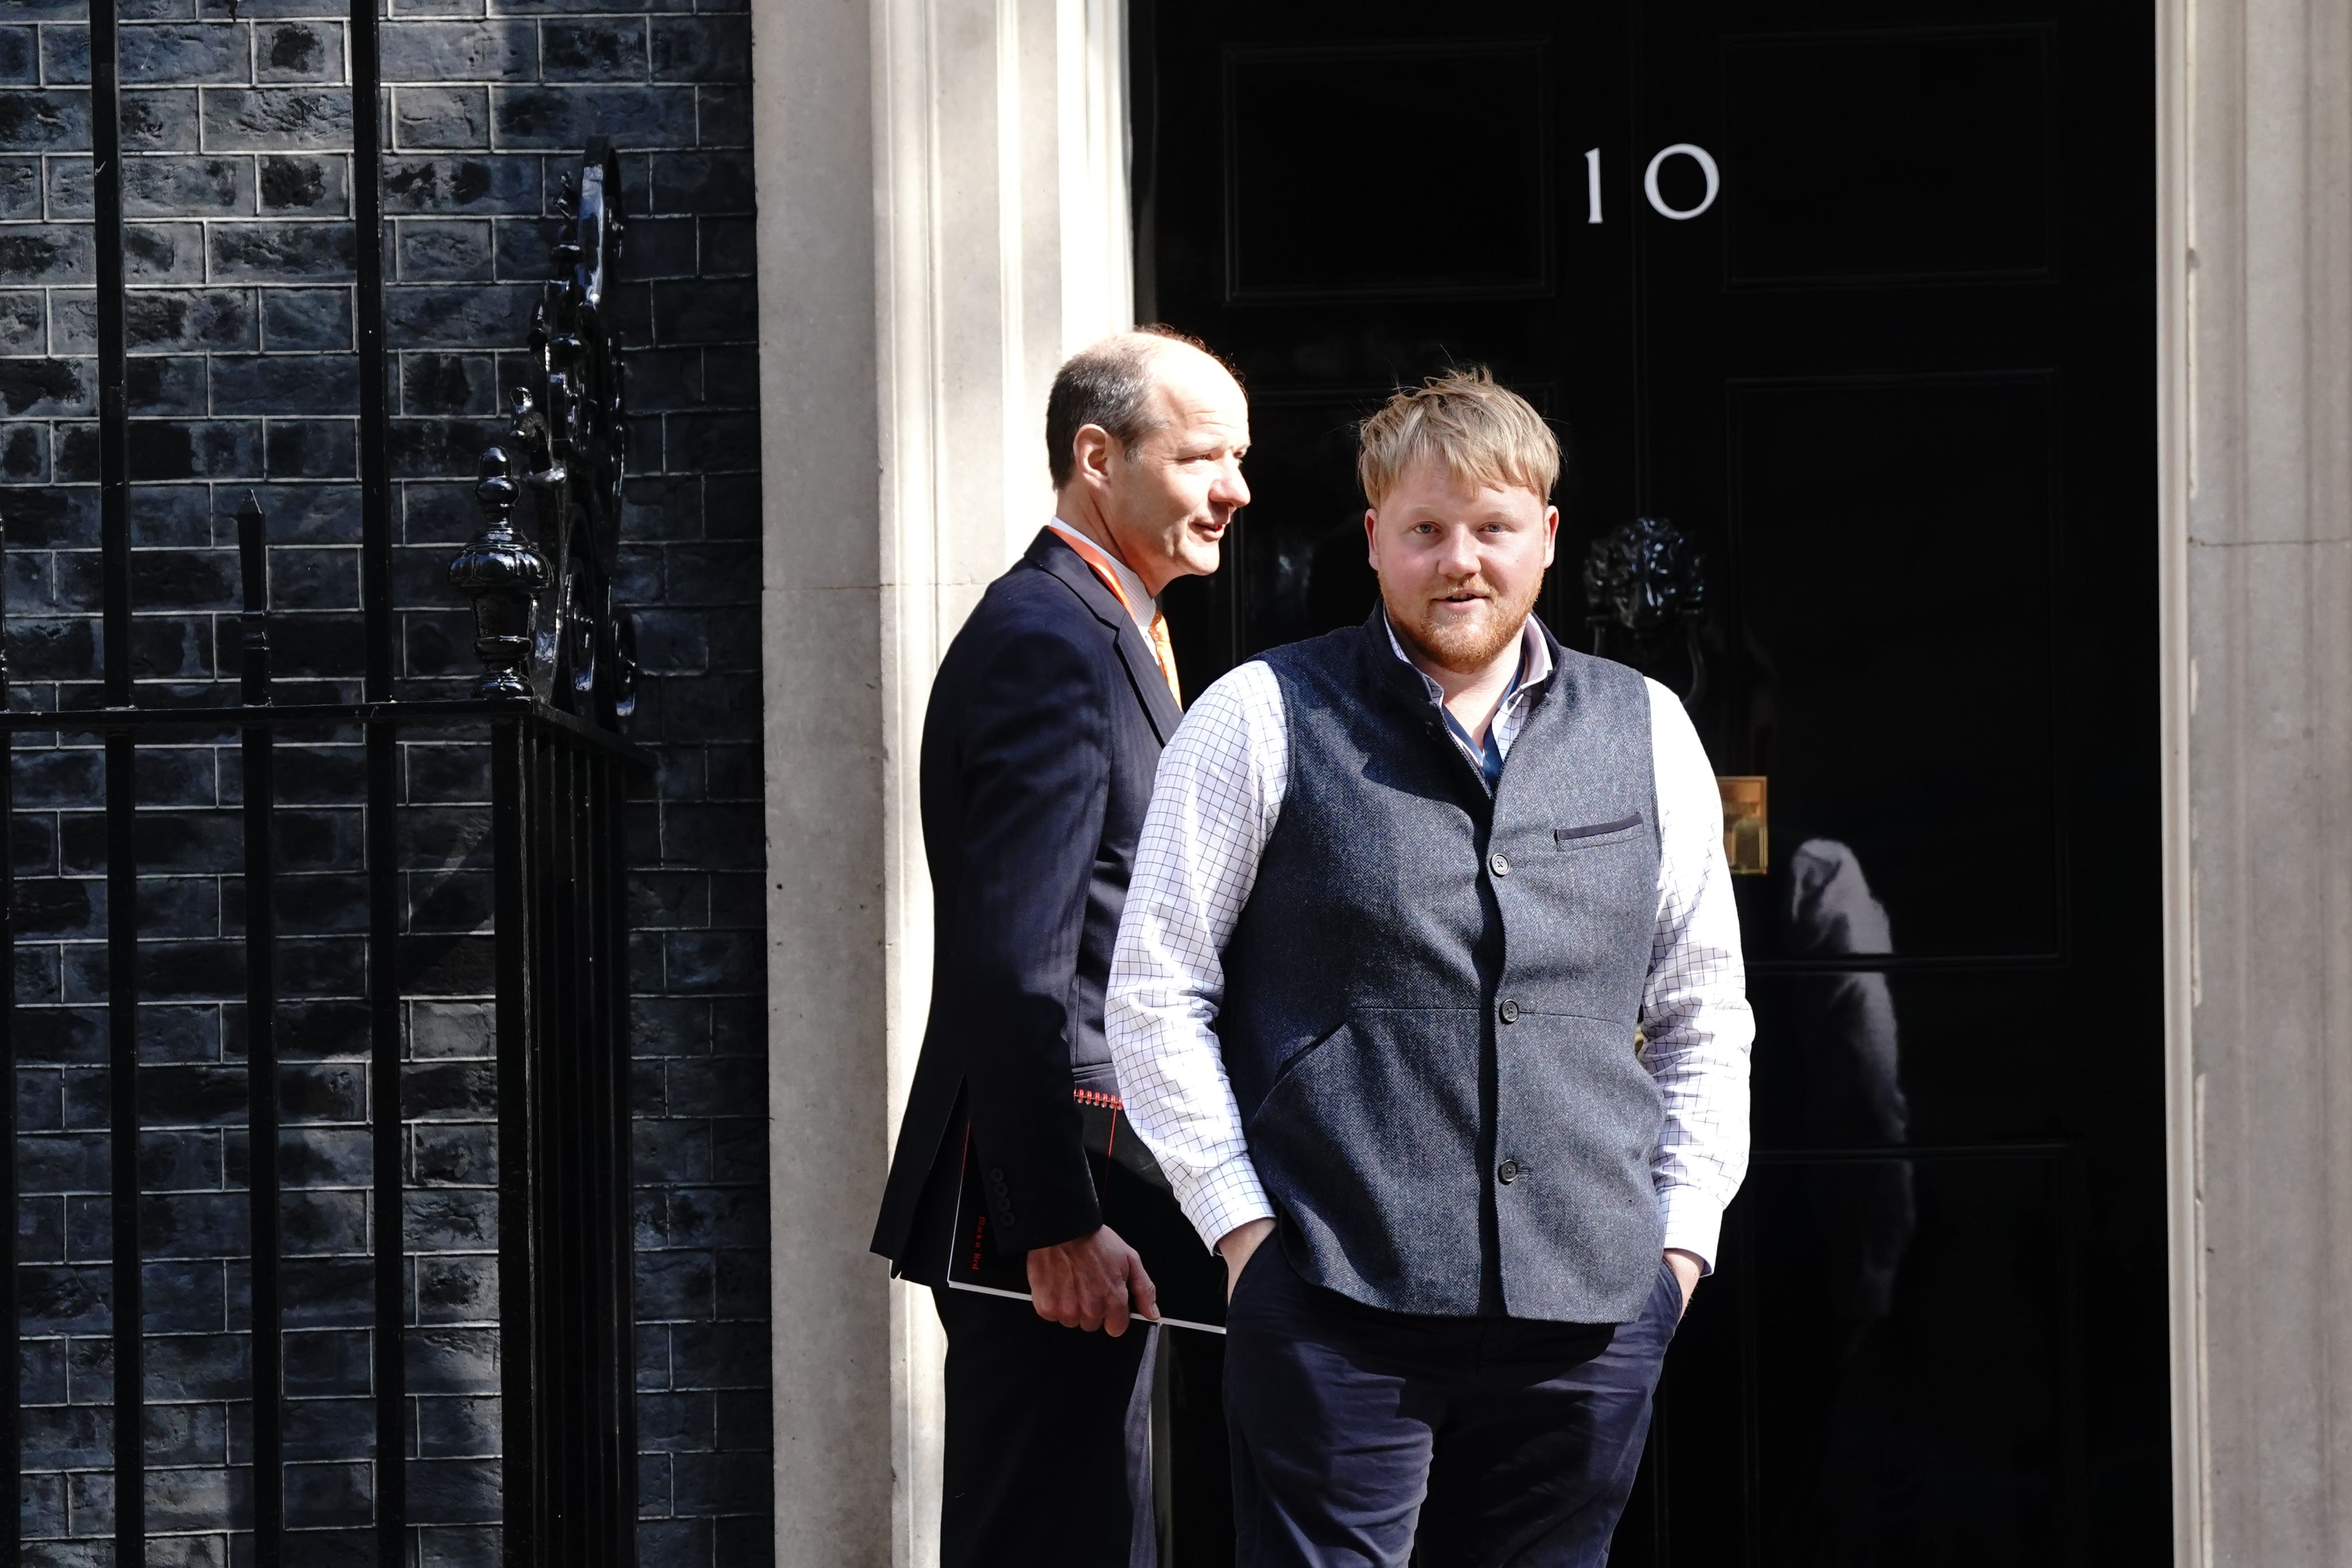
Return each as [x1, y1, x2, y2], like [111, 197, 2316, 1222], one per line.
[1717, 775, 1767, 875]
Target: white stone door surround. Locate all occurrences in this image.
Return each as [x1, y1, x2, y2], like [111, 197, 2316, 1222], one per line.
[751, 0, 1131, 1562]
[2159, 0, 2352, 1562]
[747, 0, 2352, 1560]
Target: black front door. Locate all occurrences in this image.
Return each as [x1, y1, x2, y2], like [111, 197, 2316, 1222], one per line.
[1136, 1, 2166, 1561]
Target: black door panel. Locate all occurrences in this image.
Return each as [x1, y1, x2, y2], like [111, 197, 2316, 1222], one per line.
[1136, 0, 2162, 1559]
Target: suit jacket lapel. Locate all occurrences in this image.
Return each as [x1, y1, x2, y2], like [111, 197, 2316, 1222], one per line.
[1028, 529, 1185, 745]
[1118, 629, 1185, 743]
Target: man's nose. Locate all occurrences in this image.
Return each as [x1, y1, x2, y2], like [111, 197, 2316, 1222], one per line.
[1435, 527, 1481, 574]
[1213, 462, 1250, 511]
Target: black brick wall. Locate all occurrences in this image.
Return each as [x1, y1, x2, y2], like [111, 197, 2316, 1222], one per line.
[0, 0, 770, 1561]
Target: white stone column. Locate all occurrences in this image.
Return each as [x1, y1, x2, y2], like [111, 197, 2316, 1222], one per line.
[2162, 0, 2352, 1560]
[751, 0, 1132, 1562]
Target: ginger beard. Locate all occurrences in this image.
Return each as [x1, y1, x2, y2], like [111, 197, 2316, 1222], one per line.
[1379, 561, 1546, 675]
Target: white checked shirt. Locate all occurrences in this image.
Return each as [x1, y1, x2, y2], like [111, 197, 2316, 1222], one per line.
[1106, 618, 1755, 1273]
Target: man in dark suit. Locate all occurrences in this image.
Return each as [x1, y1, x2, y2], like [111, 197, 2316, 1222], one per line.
[871, 328, 1251, 1566]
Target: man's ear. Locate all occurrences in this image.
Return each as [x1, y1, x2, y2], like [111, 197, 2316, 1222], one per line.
[1541, 504, 1559, 569]
[1363, 507, 1380, 570]
[1071, 424, 1118, 488]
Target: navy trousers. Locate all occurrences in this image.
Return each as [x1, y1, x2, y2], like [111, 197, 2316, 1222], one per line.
[1223, 1242, 1680, 1568]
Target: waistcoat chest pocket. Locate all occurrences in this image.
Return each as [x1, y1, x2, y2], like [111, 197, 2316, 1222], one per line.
[1554, 813, 1644, 849]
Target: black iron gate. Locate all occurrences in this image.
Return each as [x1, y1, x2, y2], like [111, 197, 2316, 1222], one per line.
[5, 3, 646, 1558]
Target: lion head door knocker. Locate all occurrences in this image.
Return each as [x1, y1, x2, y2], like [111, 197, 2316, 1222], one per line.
[1582, 516, 1708, 709]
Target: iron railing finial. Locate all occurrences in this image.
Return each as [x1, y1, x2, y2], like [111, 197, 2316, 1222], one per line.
[451, 446, 549, 697]
[236, 489, 271, 702]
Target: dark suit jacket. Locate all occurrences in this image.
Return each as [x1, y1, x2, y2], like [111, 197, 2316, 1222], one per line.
[871, 528, 1186, 1277]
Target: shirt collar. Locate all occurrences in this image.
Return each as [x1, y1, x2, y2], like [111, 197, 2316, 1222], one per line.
[1382, 612, 1552, 704]
[1047, 518, 1156, 637]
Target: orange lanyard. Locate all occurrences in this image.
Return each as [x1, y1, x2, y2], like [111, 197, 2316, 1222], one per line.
[1054, 528, 1182, 708]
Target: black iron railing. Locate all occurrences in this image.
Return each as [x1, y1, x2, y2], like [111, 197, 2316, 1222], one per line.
[9, 5, 645, 1560]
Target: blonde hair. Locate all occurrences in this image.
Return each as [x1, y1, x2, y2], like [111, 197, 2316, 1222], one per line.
[1356, 367, 1559, 510]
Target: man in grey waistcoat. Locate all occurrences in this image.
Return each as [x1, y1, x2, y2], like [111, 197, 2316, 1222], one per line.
[1106, 369, 1753, 1566]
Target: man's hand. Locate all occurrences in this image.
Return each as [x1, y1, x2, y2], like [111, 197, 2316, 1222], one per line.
[1027, 1225, 1158, 1336]
[1218, 1217, 1278, 1302]
[1665, 1248, 1702, 1321]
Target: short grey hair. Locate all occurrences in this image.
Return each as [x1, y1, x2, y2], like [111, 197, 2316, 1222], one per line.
[1044, 325, 1232, 488]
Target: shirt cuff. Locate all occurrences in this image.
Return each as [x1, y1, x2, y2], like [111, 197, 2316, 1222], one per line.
[1658, 1187, 1724, 1275]
[1175, 1152, 1277, 1256]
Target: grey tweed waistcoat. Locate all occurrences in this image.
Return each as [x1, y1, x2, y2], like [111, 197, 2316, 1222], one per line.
[1220, 612, 1664, 1323]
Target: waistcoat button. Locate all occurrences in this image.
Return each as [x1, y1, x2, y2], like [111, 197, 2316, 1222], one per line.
[1498, 998, 1519, 1024]
[1489, 851, 1511, 877]
[1497, 1159, 1521, 1184]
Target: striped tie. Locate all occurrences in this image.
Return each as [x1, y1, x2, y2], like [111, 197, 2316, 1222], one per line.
[1057, 531, 1183, 708]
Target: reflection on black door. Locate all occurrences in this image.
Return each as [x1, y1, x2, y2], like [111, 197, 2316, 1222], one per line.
[1135, 0, 2163, 1561]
